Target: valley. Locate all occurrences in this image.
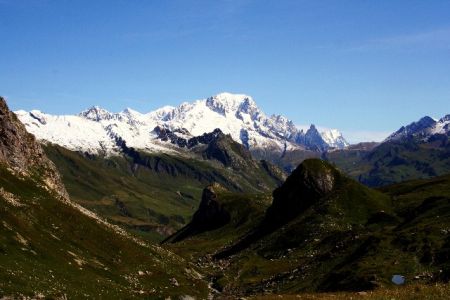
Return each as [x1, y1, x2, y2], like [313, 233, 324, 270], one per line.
[164, 160, 450, 296]
[3, 1, 450, 298]
[0, 97, 208, 298]
[1, 94, 449, 299]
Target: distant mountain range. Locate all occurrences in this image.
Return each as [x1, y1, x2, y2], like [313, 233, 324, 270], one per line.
[385, 114, 450, 142]
[12, 93, 450, 187]
[326, 113, 450, 186]
[3, 92, 450, 298]
[165, 159, 450, 295]
[0, 97, 210, 298]
[15, 92, 348, 155]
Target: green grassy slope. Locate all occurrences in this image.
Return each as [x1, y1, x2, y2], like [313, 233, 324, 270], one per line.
[164, 159, 450, 297]
[359, 139, 450, 186]
[326, 138, 450, 187]
[380, 173, 450, 281]
[0, 165, 208, 299]
[165, 189, 273, 296]
[44, 144, 285, 242]
[45, 145, 207, 241]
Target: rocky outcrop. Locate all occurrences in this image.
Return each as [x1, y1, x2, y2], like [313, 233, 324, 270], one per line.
[154, 126, 260, 170]
[202, 133, 254, 169]
[162, 183, 230, 243]
[226, 158, 392, 263]
[304, 125, 329, 152]
[191, 184, 231, 230]
[214, 159, 341, 259]
[154, 126, 191, 148]
[154, 126, 225, 149]
[0, 97, 68, 199]
[266, 159, 338, 223]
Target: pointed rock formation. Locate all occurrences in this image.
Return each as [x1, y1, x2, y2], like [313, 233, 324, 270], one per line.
[0, 97, 68, 199]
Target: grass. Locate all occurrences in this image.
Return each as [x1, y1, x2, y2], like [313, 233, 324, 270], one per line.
[0, 165, 209, 298]
[164, 159, 450, 297]
[326, 139, 450, 187]
[44, 144, 283, 242]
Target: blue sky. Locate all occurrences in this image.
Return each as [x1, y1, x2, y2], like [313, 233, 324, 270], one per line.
[1, 0, 450, 142]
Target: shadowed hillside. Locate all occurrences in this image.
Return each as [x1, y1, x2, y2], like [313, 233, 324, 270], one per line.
[0, 97, 209, 298]
[165, 158, 450, 297]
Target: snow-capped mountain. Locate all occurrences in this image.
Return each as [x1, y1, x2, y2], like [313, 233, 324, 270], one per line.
[15, 93, 349, 155]
[385, 114, 450, 142]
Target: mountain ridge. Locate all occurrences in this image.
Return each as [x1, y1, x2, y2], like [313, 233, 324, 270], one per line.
[385, 114, 450, 142]
[15, 92, 349, 156]
[0, 96, 210, 298]
[324, 113, 450, 187]
[165, 159, 450, 296]
[0, 97, 68, 200]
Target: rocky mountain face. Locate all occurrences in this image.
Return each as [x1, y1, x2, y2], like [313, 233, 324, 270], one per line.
[42, 124, 287, 240]
[166, 159, 450, 296]
[213, 159, 390, 259]
[385, 114, 450, 142]
[15, 93, 348, 157]
[163, 183, 231, 243]
[118, 123, 286, 190]
[190, 184, 231, 231]
[265, 159, 338, 223]
[0, 97, 68, 199]
[302, 124, 330, 152]
[165, 159, 401, 294]
[154, 126, 264, 170]
[0, 97, 210, 298]
[154, 126, 223, 149]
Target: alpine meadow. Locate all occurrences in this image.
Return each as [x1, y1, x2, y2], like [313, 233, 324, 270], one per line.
[1, 1, 450, 299]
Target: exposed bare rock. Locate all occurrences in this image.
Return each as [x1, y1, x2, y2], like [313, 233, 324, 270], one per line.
[266, 159, 338, 222]
[162, 183, 230, 243]
[191, 183, 230, 230]
[0, 97, 68, 199]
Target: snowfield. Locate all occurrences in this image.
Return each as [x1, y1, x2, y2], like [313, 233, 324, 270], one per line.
[16, 93, 349, 155]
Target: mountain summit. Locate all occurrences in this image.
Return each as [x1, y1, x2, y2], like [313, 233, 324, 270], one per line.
[16, 93, 348, 155]
[385, 114, 450, 142]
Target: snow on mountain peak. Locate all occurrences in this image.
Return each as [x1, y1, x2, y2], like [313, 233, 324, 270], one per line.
[121, 107, 141, 116]
[80, 106, 113, 121]
[205, 93, 257, 117]
[439, 114, 450, 123]
[303, 124, 328, 151]
[308, 124, 318, 131]
[16, 92, 349, 155]
[148, 105, 176, 121]
[320, 128, 348, 148]
[385, 114, 450, 142]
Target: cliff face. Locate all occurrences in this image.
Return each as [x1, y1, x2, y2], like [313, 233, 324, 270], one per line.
[265, 159, 338, 223]
[162, 183, 231, 243]
[191, 183, 231, 230]
[0, 97, 68, 199]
